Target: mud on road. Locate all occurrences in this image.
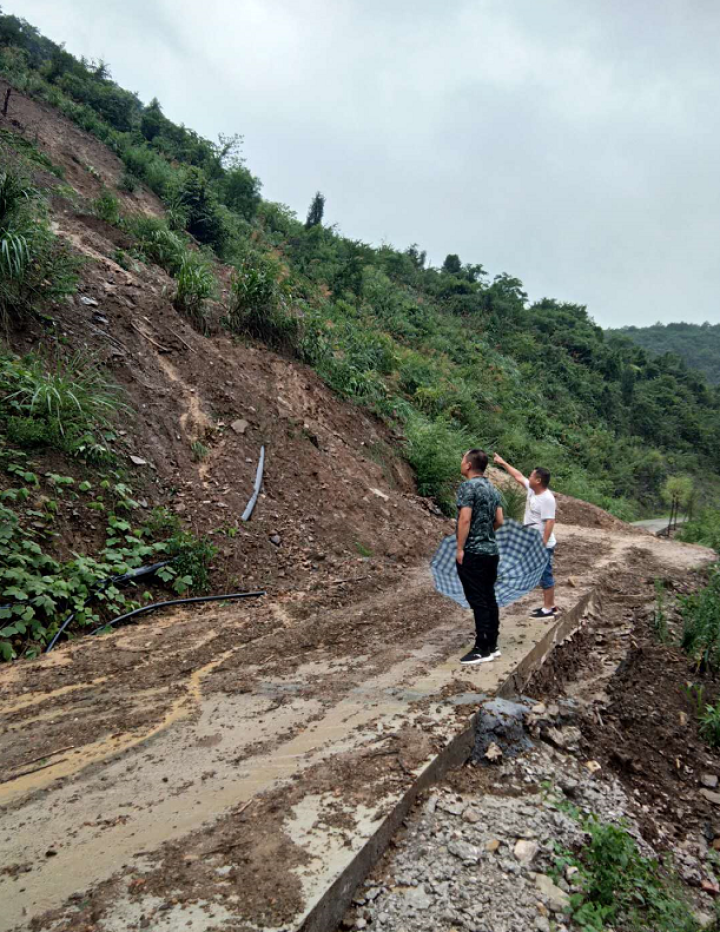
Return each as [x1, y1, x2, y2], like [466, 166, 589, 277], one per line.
[1, 523, 712, 932]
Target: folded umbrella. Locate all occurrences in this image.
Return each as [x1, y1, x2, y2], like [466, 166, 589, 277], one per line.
[430, 519, 549, 609]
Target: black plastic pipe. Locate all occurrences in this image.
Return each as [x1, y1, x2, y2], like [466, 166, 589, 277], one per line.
[89, 590, 266, 636]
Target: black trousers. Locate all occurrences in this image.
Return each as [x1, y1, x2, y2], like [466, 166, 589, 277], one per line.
[456, 552, 500, 653]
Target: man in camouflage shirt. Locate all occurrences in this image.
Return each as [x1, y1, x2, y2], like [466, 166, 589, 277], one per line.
[455, 449, 505, 664]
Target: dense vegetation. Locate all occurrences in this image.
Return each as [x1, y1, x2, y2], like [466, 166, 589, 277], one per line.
[1, 7, 720, 530]
[610, 322, 720, 387]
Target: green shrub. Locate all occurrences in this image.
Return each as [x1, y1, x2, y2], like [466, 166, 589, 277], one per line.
[118, 169, 138, 193]
[0, 485, 219, 659]
[174, 253, 215, 332]
[566, 816, 699, 932]
[164, 531, 217, 594]
[680, 565, 720, 670]
[129, 216, 186, 275]
[406, 415, 471, 515]
[225, 252, 300, 351]
[499, 484, 525, 521]
[92, 187, 122, 226]
[700, 701, 720, 747]
[680, 508, 720, 553]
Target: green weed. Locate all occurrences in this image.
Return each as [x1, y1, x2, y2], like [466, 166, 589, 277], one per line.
[700, 702, 720, 748]
[550, 807, 702, 932]
[92, 187, 122, 226]
[680, 565, 720, 670]
[174, 253, 215, 331]
[190, 439, 208, 462]
[653, 578, 670, 643]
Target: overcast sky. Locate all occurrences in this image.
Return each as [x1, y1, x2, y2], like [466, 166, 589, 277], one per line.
[10, 0, 720, 327]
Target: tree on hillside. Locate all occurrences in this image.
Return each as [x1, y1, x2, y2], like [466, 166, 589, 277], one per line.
[442, 254, 462, 274]
[305, 192, 325, 229]
[140, 98, 164, 141]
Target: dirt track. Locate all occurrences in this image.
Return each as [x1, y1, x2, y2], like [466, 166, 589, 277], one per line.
[0, 524, 712, 932]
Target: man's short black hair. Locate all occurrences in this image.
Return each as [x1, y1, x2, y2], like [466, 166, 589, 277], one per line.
[534, 467, 551, 488]
[466, 449, 489, 474]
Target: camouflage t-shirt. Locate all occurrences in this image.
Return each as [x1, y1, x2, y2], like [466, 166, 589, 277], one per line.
[456, 477, 501, 556]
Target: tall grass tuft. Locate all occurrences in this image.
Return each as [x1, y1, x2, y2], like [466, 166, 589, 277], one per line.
[0, 352, 126, 461]
[0, 164, 78, 326]
[174, 253, 215, 332]
[680, 565, 720, 670]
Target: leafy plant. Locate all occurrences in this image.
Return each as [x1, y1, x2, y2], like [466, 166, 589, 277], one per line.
[700, 702, 720, 748]
[406, 415, 471, 515]
[0, 163, 78, 326]
[174, 253, 215, 331]
[92, 187, 122, 225]
[190, 439, 208, 461]
[653, 578, 670, 643]
[499, 483, 525, 522]
[680, 565, 720, 670]
[0, 479, 218, 659]
[0, 352, 125, 463]
[552, 809, 701, 932]
[225, 252, 299, 351]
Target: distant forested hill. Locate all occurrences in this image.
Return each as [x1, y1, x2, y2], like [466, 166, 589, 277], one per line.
[609, 323, 720, 385]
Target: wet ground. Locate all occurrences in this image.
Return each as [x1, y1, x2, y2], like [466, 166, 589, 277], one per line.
[1, 526, 712, 932]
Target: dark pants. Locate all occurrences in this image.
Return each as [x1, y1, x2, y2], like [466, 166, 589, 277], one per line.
[456, 552, 500, 653]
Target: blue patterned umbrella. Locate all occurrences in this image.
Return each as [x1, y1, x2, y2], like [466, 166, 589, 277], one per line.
[430, 519, 549, 609]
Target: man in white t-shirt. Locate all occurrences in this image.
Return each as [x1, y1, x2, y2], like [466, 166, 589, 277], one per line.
[493, 454, 558, 617]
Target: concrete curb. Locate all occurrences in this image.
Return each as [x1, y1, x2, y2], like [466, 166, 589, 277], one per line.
[300, 589, 597, 932]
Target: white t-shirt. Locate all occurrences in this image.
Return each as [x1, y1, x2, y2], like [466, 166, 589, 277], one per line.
[522, 479, 556, 548]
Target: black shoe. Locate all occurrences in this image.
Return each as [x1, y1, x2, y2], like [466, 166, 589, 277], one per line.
[530, 607, 558, 618]
[459, 647, 498, 665]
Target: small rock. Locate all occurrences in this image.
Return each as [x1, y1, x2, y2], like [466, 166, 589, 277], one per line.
[566, 576, 579, 588]
[535, 874, 570, 913]
[544, 726, 582, 751]
[585, 760, 602, 774]
[269, 534, 281, 547]
[129, 455, 147, 466]
[695, 910, 716, 929]
[79, 295, 99, 307]
[403, 885, 432, 909]
[485, 839, 501, 854]
[535, 917, 551, 932]
[513, 839, 539, 864]
[438, 799, 466, 817]
[369, 487, 389, 501]
[485, 742, 503, 762]
[462, 808, 481, 825]
[425, 795, 438, 814]
[679, 711, 689, 726]
[531, 703, 547, 715]
[230, 419, 249, 435]
[565, 865, 579, 881]
[700, 789, 720, 806]
[45, 849, 57, 858]
[448, 840, 479, 863]
[701, 774, 719, 789]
